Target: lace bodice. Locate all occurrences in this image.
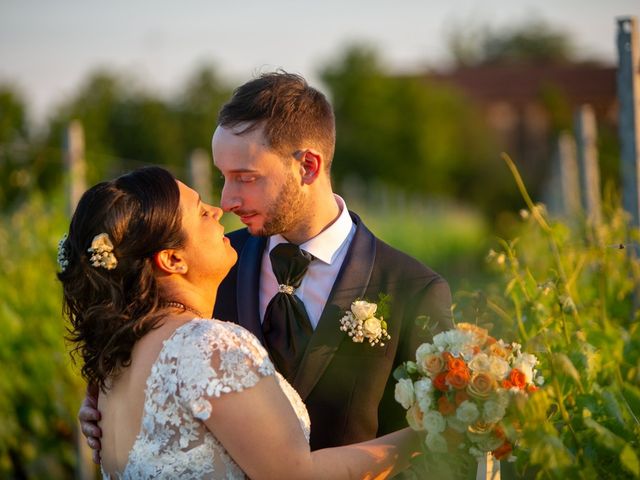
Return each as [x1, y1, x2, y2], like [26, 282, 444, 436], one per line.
[102, 319, 310, 479]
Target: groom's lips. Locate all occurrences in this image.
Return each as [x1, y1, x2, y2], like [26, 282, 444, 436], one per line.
[238, 212, 258, 224]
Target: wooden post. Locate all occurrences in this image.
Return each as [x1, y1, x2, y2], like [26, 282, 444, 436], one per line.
[546, 131, 581, 219]
[64, 120, 86, 215]
[63, 122, 95, 479]
[617, 17, 640, 230]
[574, 105, 602, 227]
[188, 148, 213, 204]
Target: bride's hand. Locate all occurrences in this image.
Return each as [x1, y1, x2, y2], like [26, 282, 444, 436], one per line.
[78, 383, 102, 464]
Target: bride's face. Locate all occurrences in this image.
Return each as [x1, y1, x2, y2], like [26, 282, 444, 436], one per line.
[177, 181, 237, 282]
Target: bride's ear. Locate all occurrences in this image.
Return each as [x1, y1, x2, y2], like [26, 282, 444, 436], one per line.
[153, 249, 188, 275]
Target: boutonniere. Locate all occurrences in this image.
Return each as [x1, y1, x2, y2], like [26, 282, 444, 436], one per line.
[339, 294, 391, 346]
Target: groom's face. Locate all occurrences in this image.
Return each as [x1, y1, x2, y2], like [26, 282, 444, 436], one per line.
[212, 124, 307, 237]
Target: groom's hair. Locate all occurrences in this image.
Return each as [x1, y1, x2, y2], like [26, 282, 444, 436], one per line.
[218, 71, 335, 171]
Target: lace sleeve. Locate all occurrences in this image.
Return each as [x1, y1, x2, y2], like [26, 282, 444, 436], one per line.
[173, 320, 276, 422]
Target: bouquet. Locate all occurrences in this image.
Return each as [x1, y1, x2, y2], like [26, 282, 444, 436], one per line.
[394, 323, 543, 463]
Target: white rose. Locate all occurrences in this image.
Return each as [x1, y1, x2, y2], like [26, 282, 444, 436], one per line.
[406, 403, 425, 431]
[483, 400, 506, 424]
[394, 379, 415, 409]
[489, 356, 510, 380]
[468, 353, 491, 373]
[362, 317, 382, 339]
[351, 300, 377, 321]
[447, 416, 468, 433]
[425, 433, 448, 453]
[422, 410, 446, 434]
[414, 378, 434, 412]
[456, 400, 480, 425]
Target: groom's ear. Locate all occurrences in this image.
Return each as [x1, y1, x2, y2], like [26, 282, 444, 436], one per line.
[153, 249, 188, 275]
[297, 149, 322, 185]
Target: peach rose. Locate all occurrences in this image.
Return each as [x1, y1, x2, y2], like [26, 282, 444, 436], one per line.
[488, 342, 510, 360]
[456, 322, 489, 345]
[467, 372, 496, 400]
[422, 353, 445, 377]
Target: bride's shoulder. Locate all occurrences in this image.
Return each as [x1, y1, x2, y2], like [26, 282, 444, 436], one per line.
[173, 319, 267, 357]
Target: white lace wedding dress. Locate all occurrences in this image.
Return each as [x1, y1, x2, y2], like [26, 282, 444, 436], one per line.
[102, 319, 311, 479]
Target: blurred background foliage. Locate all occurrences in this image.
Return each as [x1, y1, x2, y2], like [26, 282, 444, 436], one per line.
[0, 19, 636, 478]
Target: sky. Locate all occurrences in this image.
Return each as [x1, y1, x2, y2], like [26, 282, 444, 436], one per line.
[1, 0, 639, 126]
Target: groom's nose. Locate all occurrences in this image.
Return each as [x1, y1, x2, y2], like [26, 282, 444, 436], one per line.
[220, 184, 240, 212]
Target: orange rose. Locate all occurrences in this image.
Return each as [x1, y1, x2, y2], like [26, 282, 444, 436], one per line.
[509, 368, 527, 389]
[502, 379, 514, 389]
[442, 351, 455, 363]
[446, 368, 470, 390]
[434, 372, 449, 392]
[485, 336, 497, 346]
[467, 372, 496, 399]
[492, 441, 513, 460]
[447, 357, 467, 372]
[526, 384, 538, 394]
[455, 390, 470, 406]
[438, 396, 456, 416]
[422, 353, 446, 377]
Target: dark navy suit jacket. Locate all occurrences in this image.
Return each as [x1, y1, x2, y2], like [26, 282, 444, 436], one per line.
[214, 212, 453, 450]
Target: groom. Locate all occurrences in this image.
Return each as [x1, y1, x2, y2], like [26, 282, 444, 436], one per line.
[79, 72, 452, 455]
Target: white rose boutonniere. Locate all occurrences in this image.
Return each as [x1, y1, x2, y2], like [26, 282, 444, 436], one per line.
[339, 295, 391, 347]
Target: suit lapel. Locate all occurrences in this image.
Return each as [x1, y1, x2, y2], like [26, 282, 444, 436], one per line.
[292, 213, 377, 399]
[236, 235, 267, 343]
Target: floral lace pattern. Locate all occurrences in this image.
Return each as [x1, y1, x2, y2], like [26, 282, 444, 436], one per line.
[102, 319, 310, 479]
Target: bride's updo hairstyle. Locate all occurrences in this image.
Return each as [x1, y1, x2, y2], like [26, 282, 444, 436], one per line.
[58, 166, 186, 391]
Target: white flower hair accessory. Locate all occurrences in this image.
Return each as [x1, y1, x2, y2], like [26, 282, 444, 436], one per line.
[339, 296, 391, 347]
[88, 233, 118, 270]
[57, 234, 70, 272]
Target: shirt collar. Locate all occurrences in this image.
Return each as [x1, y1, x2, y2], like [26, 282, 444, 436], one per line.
[267, 195, 354, 265]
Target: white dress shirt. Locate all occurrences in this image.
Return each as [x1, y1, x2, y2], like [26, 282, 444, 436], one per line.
[259, 195, 356, 329]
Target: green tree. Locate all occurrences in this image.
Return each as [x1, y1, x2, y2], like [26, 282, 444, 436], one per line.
[0, 85, 32, 208]
[447, 19, 575, 67]
[320, 46, 511, 215]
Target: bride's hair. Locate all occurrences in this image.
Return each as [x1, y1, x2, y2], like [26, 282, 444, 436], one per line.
[58, 166, 186, 391]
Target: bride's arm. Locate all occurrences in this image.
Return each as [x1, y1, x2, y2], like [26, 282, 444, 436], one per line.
[203, 375, 420, 480]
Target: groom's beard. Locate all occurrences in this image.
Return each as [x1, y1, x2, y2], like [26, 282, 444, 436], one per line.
[257, 174, 306, 237]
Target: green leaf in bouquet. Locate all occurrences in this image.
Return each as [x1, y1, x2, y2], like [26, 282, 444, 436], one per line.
[620, 444, 640, 477]
[393, 364, 410, 381]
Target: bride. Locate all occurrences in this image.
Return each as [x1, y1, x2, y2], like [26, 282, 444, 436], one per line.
[58, 166, 419, 479]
